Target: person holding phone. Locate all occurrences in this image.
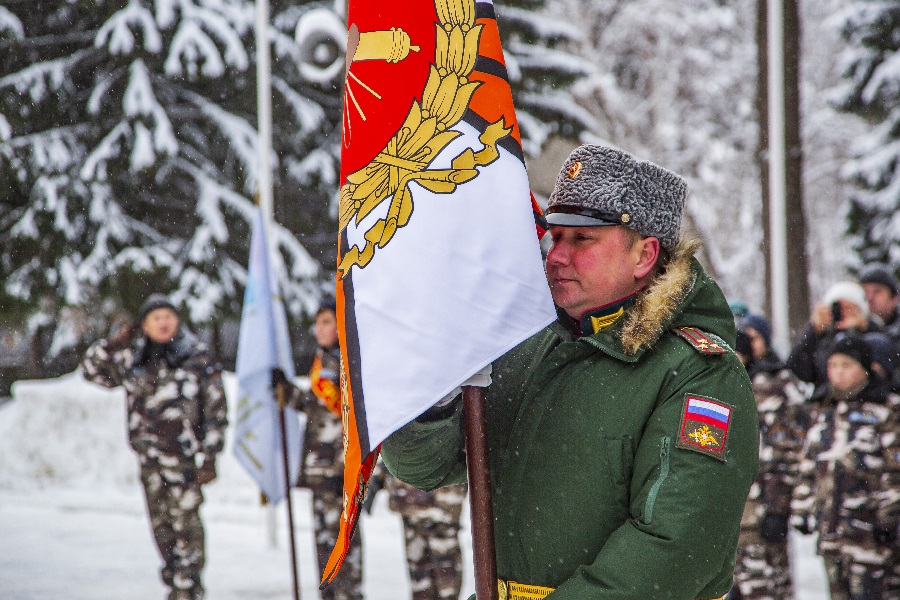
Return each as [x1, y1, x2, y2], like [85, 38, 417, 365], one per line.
[786, 281, 878, 395]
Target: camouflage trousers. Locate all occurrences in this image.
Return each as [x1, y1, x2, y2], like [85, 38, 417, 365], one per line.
[399, 510, 463, 600]
[138, 454, 205, 600]
[823, 553, 900, 600]
[312, 484, 364, 600]
[732, 529, 792, 600]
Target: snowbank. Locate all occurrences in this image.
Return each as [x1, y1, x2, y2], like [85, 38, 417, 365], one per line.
[1, 371, 290, 509]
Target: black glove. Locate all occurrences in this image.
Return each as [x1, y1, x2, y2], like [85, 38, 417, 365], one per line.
[873, 523, 897, 547]
[272, 367, 288, 388]
[362, 473, 386, 514]
[760, 512, 789, 543]
[792, 515, 813, 536]
[107, 321, 139, 351]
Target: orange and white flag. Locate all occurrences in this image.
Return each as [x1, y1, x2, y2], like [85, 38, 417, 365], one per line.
[322, 0, 556, 585]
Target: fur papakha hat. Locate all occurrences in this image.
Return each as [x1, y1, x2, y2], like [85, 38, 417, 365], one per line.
[545, 145, 687, 251]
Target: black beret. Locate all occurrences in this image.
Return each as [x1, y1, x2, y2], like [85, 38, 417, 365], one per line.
[139, 294, 178, 322]
[858, 263, 899, 296]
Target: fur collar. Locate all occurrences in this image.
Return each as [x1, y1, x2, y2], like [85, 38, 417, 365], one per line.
[620, 237, 702, 355]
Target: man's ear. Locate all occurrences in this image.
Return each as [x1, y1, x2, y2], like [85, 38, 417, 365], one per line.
[633, 236, 660, 280]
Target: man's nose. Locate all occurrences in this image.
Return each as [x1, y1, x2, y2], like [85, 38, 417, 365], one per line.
[546, 243, 569, 266]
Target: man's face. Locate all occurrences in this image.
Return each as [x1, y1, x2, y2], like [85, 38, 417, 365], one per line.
[141, 308, 180, 343]
[745, 327, 767, 359]
[826, 353, 867, 392]
[314, 309, 339, 349]
[862, 282, 898, 321]
[545, 225, 655, 319]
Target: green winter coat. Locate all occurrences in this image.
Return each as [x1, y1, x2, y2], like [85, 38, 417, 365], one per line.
[382, 241, 759, 599]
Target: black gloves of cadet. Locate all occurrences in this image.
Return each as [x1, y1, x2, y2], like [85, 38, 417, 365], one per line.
[272, 367, 288, 388]
[873, 523, 898, 547]
[760, 512, 789, 543]
[107, 321, 140, 351]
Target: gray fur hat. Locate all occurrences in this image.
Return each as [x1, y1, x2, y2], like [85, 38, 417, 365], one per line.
[545, 145, 687, 251]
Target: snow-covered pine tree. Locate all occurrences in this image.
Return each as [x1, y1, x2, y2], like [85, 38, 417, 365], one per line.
[495, 0, 594, 156]
[0, 0, 342, 362]
[831, 1, 900, 275]
[544, 0, 766, 307]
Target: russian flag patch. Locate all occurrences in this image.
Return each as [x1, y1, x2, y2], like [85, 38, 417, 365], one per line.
[675, 395, 732, 461]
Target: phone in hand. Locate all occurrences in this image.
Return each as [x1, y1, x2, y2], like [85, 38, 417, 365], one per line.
[831, 302, 843, 324]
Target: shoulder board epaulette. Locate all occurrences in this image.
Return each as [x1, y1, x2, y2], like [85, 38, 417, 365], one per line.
[673, 326, 728, 356]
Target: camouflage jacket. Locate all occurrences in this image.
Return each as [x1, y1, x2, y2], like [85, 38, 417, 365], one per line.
[284, 345, 345, 488]
[386, 472, 467, 518]
[740, 366, 811, 529]
[81, 328, 228, 459]
[791, 379, 900, 556]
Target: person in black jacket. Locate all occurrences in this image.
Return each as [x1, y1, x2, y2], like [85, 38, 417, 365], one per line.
[786, 281, 878, 394]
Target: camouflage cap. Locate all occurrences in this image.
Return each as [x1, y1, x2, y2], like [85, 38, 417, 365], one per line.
[545, 145, 687, 251]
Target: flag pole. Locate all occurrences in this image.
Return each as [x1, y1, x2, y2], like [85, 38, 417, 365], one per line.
[256, 0, 274, 230]
[276, 380, 302, 600]
[462, 386, 499, 600]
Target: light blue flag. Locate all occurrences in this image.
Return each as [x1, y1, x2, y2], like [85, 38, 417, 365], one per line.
[233, 207, 303, 504]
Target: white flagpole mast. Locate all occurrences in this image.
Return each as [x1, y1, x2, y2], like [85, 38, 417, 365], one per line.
[256, 0, 275, 231]
[766, 0, 790, 357]
[255, 0, 279, 550]
[256, 7, 301, 598]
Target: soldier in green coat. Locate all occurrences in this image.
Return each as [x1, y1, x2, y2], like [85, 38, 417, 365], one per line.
[381, 145, 759, 600]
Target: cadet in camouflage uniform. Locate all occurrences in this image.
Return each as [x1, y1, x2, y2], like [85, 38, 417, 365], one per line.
[385, 473, 466, 600]
[731, 318, 811, 600]
[277, 300, 363, 600]
[81, 294, 227, 600]
[792, 334, 900, 600]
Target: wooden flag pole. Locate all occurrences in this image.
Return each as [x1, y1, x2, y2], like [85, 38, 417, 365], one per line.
[462, 386, 498, 600]
[276, 381, 302, 600]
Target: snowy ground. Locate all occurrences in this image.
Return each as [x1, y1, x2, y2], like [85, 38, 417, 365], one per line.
[0, 373, 829, 599]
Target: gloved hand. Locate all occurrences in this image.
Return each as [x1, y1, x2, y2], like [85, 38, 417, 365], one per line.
[417, 364, 493, 423]
[873, 523, 897, 547]
[436, 363, 494, 405]
[791, 514, 813, 536]
[196, 457, 217, 486]
[760, 512, 789, 543]
[462, 363, 492, 388]
[272, 367, 288, 389]
[106, 321, 139, 351]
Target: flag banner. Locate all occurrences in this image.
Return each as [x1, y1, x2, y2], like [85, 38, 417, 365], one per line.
[233, 207, 304, 505]
[322, 0, 556, 585]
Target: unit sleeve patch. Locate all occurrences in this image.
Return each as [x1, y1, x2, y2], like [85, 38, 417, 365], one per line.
[675, 394, 733, 461]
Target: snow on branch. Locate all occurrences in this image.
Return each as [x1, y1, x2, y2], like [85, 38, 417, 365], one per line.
[507, 41, 593, 79]
[495, 5, 582, 43]
[165, 19, 226, 78]
[861, 50, 900, 107]
[80, 122, 131, 181]
[0, 51, 88, 105]
[123, 59, 179, 167]
[285, 149, 338, 187]
[193, 95, 260, 193]
[164, 1, 249, 78]
[272, 76, 325, 135]
[0, 6, 24, 41]
[519, 91, 599, 131]
[95, 0, 163, 55]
